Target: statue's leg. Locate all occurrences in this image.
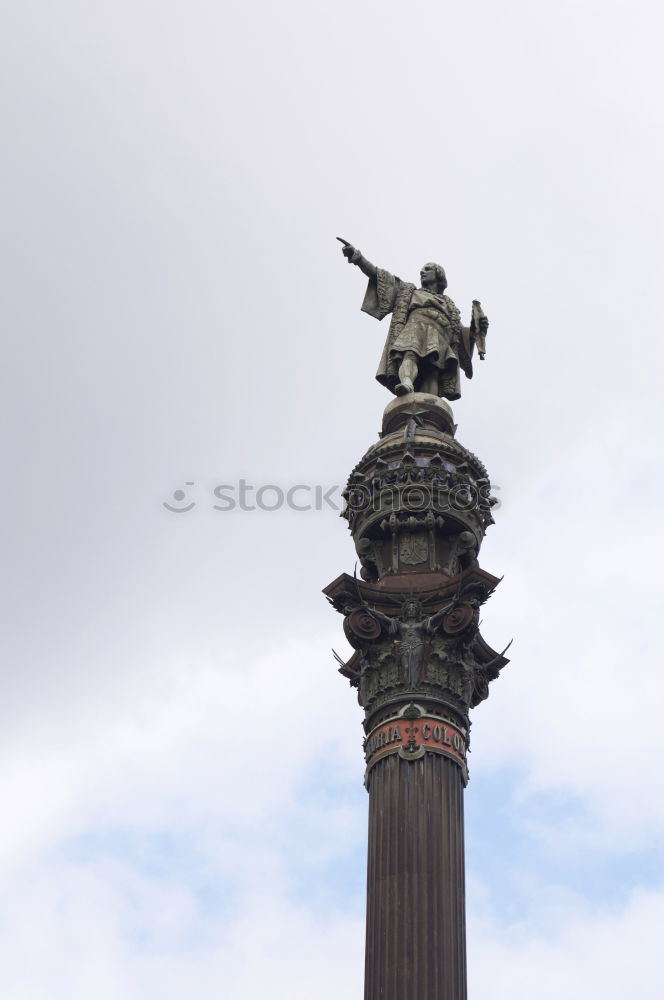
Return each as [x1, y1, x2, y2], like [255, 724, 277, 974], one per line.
[419, 366, 439, 395]
[396, 351, 418, 396]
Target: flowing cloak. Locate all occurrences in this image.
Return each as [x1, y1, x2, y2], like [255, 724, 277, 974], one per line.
[361, 267, 474, 400]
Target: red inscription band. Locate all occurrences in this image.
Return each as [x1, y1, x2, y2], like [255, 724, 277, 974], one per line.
[364, 714, 468, 784]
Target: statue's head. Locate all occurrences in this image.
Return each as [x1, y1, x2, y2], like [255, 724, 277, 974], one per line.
[402, 598, 423, 621]
[420, 262, 447, 294]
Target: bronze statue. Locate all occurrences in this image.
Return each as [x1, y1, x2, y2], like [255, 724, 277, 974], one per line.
[337, 238, 489, 400]
[367, 597, 453, 689]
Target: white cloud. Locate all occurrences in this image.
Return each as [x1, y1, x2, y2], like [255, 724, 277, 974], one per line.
[470, 888, 664, 999]
[0, 636, 366, 997]
[470, 397, 664, 848]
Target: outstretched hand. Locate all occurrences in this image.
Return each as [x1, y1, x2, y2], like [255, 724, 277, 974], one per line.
[336, 236, 360, 263]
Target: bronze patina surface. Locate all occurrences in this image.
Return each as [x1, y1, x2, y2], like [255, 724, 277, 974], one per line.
[337, 237, 489, 400]
[326, 242, 508, 1000]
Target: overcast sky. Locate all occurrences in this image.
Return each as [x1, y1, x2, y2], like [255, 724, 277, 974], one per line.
[2, 0, 664, 996]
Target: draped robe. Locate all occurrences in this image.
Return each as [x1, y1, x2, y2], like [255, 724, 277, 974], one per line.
[361, 267, 473, 400]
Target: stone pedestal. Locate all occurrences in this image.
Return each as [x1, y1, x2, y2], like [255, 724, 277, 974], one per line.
[324, 394, 508, 1000]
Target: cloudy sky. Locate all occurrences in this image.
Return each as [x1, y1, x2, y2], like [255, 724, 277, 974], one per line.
[2, 0, 664, 996]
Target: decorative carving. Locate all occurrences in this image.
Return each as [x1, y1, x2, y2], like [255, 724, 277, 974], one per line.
[345, 607, 383, 643]
[467, 638, 513, 708]
[358, 640, 402, 710]
[403, 724, 420, 755]
[325, 569, 509, 727]
[443, 530, 479, 577]
[442, 602, 474, 635]
[355, 537, 379, 582]
[331, 648, 366, 690]
[361, 596, 459, 690]
[399, 532, 428, 566]
[341, 426, 497, 559]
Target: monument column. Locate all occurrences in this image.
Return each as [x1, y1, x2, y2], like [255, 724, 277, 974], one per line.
[365, 752, 467, 998]
[325, 393, 507, 1000]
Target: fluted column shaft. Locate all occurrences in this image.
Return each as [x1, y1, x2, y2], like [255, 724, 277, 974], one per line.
[364, 752, 467, 1000]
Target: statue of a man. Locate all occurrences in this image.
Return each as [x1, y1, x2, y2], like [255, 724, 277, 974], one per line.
[338, 238, 489, 400]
